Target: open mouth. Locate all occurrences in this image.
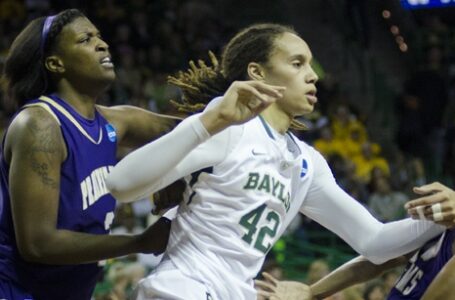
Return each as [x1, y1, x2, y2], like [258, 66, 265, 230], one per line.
[100, 56, 114, 68]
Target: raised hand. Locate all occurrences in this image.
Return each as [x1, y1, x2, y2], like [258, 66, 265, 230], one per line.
[405, 182, 455, 227]
[200, 81, 285, 135]
[255, 272, 313, 300]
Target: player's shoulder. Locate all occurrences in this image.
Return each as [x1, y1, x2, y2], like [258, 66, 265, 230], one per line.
[10, 105, 60, 136]
[6, 105, 64, 154]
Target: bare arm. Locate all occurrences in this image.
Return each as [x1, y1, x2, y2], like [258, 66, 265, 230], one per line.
[310, 256, 406, 299]
[96, 105, 181, 148]
[6, 107, 169, 265]
[421, 254, 455, 300]
[255, 256, 406, 300]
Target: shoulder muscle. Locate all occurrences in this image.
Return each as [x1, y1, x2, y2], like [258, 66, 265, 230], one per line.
[6, 107, 66, 186]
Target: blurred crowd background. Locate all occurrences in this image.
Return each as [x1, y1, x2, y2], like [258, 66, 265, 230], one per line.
[1, 0, 455, 299]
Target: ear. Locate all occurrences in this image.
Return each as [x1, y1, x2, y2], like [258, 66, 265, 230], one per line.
[247, 62, 265, 81]
[44, 56, 65, 74]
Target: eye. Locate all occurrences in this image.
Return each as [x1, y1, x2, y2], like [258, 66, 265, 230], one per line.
[79, 36, 91, 43]
[292, 61, 302, 68]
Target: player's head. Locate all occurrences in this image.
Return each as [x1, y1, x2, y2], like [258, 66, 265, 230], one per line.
[3, 8, 115, 109]
[170, 23, 318, 128]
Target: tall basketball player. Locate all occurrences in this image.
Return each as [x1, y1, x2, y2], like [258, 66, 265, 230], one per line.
[106, 24, 445, 299]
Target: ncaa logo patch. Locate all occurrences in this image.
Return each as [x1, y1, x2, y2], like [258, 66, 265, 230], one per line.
[300, 159, 308, 178]
[105, 124, 117, 142]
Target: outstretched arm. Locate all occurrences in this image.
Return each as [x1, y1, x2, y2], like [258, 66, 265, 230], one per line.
[97, 105, 181, 148]
[107, 81, 285, 202]
[301, 149, 444, 264]
[256, 256, 406, 300]
[310, 256, 405, 299]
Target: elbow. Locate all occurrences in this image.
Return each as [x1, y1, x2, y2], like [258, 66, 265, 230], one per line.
[106, 175, 132, 203]
[362, 255, 387, 265]
[355, 244, 388, 265]
[17, 239, 47, 263]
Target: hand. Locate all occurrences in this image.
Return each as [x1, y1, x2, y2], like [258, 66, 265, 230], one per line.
[255, 272, 313, 300]
[136, 217, 172, 255]
[405, 182, 455, 227]
[200, 81, 285, 135]
[152, 179, 186, 215]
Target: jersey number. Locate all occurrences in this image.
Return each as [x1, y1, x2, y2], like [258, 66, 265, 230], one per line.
[239, 204, 280, 253]
[395, 233, 445, 295]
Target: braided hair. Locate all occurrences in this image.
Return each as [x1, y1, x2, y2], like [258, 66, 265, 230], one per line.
[2, 9, 85, 109]
[169, 23, 308, 130]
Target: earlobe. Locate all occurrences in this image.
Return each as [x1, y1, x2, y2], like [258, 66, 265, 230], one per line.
[247, 62, 265, 81]
[44, 56, 65, 74]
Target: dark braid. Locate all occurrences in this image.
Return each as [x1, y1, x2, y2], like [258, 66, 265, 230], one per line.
[169, 23, 308, 130]
[168, 51, 229, 113]
[2, 9, 85, 109]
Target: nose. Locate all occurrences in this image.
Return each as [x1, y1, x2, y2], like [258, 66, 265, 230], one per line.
[307, 65, 319, 84]
[96, 38, 109, 52]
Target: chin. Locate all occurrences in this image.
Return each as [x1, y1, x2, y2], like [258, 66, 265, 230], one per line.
[101, 72, 116, 83]
[105, 70, 116, 80]
[298, 105, 314, 115]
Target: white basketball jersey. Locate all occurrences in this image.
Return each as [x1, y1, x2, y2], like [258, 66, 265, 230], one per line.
[166, 116, 317, 299]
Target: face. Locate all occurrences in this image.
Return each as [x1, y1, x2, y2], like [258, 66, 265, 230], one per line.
[51, 17, 115, 87]
[262, 32, 318, 117]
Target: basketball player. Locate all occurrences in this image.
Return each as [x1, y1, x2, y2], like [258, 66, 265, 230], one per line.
[0, 9, 188, 300]
[106, 24, 444, 300]
[255, 182, 455, 300]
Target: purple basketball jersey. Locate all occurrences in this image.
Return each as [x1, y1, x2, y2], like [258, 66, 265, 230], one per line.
[0, 95, 118, 299]
[387, 229, 454, 299]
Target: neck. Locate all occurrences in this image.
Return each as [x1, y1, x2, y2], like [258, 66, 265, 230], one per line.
[260, 103, 292, 134]
[55, 82, 102, 119]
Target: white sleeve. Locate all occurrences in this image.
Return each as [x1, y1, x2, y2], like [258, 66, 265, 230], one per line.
[300, 149, 445, 264]
[106, 114, 242, 203]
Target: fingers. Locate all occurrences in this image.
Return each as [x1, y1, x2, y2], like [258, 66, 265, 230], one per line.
[408, 203, 453, 221]
[405, 193, 447, 212]
[233, 82, 285, 115]
[255, 279, 276, 292]
[257, 290, 272, 297]
[405, 188, 450, 210]
[238, 83, 282, 105]
[247, 81, 286, 98]
[412, 182, 445, 195]
[406, 200, 455, 228]
[257, 292, 280, 300]
[256, 291, 278, 300]
[262, 272, 279, 284]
